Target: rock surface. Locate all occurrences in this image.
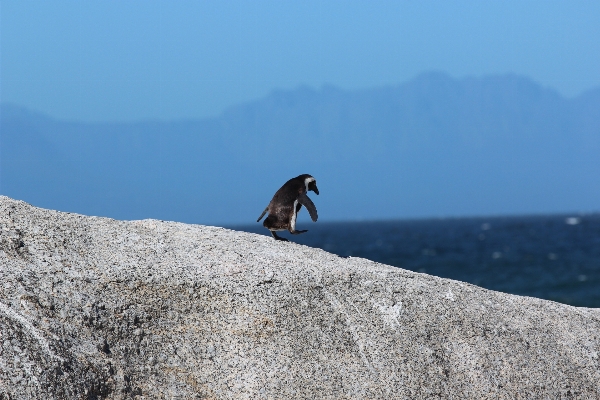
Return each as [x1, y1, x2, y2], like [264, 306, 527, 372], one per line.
[1, 196, 599, 399]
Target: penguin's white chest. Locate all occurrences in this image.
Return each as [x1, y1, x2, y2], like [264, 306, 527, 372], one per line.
[290, 199, 298, 231]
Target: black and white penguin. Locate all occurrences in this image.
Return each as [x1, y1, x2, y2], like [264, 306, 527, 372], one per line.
[257, 174, 319, 241]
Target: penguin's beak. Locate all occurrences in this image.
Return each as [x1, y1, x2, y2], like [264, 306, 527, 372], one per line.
[313, 185, 319, 195]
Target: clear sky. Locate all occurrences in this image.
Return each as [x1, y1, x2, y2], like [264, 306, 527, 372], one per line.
[2, 1, 599, 122]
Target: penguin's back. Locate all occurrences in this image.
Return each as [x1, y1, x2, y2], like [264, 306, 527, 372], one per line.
[262, 177, 302, 228]
[268, 176, 305, 209]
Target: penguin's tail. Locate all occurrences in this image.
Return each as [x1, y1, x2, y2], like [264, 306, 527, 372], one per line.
[257, 206, 268, 222]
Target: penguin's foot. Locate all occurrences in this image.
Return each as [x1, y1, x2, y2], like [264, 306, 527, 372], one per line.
[271, 231, 289, 241]
[290, 230, 308, 235]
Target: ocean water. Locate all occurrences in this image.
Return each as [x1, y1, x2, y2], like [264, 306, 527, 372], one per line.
[232, 214, 600, 308]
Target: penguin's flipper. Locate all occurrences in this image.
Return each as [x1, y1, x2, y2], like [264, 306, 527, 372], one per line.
[271, 231, 289, 241]
[291, 229, 308, 235]
[257, 206, 269, 222]
[298, 193, 318, 222]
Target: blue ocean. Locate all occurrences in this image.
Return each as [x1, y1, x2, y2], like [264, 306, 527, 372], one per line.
[232, 214, 600, 308]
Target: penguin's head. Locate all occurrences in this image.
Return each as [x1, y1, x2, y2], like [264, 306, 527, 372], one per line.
[307, 178, 319, 195]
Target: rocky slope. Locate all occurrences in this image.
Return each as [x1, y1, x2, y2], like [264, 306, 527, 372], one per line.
[1, 196, 599, 399]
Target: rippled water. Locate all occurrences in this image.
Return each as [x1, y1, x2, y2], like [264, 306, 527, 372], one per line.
[232, 214, 600, 308]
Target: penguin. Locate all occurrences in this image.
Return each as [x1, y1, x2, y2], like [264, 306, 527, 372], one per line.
[257, 174, 319, 241]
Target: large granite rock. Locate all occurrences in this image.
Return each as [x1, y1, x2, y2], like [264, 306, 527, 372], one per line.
[1, 196, 599, 399]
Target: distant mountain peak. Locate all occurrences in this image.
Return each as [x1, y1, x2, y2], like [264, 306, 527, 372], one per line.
[0, 103, 54, 123]
[2, 71, 599, 223]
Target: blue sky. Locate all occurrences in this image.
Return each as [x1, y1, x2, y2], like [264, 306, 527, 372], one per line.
[2, 1, 600, 122]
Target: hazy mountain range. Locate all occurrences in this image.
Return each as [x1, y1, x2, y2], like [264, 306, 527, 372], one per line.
[1, 72, 599, 225]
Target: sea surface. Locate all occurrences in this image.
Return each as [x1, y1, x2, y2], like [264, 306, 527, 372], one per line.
[231, 214, 600, 308]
